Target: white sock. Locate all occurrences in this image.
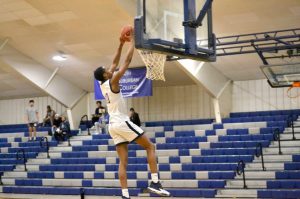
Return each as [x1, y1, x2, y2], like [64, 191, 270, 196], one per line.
[122, 189, 129, 198]
[151, 173, 159, 183]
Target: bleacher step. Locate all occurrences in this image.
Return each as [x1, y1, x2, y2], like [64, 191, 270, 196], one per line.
[263, 147, 300, 154]
[253, 154, 292, 163]
[216, 189, 257, 198]
[1, 178, 213, 188]
[245, 162, 284, 170]
[235, 171, 275, 179]
[270, 140, 300, 147]
[225, 180, 266, 189]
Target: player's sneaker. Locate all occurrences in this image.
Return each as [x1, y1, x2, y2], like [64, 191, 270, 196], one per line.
[147, 181, 170, 196]
[121, 196, 130, 199]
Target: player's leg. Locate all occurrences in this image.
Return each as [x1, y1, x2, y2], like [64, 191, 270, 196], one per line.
[116, 143, 130, 199]
[33, 126, 37, 140]
[135, 134, 157, 173]
[28, 124, 33, 140]
[135, 134, 170, 196]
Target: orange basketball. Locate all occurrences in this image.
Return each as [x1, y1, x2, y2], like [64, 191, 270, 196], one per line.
[120, 25, 133, 42]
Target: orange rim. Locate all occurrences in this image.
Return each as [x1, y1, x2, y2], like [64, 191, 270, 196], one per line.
[287, 81, 300, 98]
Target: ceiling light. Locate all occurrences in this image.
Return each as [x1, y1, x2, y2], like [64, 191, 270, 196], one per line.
[52, 54, 67, 61]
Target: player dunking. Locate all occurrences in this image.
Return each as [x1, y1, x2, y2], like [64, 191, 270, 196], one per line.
[94, 28, 170, 199]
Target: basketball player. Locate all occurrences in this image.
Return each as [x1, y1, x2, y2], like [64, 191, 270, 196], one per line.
[94, 30, 170, 199]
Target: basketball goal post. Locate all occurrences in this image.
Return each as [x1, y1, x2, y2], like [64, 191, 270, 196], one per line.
[135, 0, 216, 81]
[261, 63, 300, 99]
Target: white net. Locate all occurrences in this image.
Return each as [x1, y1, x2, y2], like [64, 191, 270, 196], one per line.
[138, 50, 166, 81]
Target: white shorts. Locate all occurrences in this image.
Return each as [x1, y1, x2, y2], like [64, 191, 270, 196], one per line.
[108, 121, 144, 145]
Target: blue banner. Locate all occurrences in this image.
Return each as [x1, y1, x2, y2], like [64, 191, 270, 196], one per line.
[94, 67, 152, 100]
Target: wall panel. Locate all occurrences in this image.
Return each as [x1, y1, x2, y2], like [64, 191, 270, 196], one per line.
[88, 85, 220, 122]
[0, 96, 67, 124]
[232, 79, 300, 112]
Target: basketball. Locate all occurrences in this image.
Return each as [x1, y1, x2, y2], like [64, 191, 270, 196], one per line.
[120, 25, 133, 42]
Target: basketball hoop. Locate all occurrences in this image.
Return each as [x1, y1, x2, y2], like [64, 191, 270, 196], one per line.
[138, 50, 166, 81]
[287, 81, 300, 98]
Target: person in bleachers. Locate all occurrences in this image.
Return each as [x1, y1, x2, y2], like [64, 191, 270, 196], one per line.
[42, 105, 56, 127]
[54, 116, 70, 142]
[130, 108, 141, 127]
[25, 99, 39, 141]
[51, 114, 62, 135]
[92, 101, 106, 128]
[95, 112, 109, 134]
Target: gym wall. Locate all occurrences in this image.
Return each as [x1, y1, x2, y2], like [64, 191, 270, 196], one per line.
[0, 96, 66, 125]
[89, 84, 224, 122]
[232, 79, 300, 112]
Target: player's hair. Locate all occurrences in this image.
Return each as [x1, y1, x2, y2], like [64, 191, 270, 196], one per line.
[130, 108, 135, 111]
[96, 101, 101, 105]
[94, 66, 106, 82]
[29, 99, 34, 103]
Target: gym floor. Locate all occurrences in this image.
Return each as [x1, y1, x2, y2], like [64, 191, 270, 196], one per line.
[0, 194, 212, 199]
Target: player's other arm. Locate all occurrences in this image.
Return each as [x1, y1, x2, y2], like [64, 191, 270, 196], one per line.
[109, 40, 125, 73]
[36, 111, 39, 124]
[111, 38, 134, 84]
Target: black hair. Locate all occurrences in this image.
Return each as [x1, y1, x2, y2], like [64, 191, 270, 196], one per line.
[94, 66, 106, 82]
[29, 99, 34, 103]
[130, 108, 134, 111]
[96, 101, 101, 104]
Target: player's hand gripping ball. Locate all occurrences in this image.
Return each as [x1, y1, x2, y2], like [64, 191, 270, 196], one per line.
[120, 25, 133, 42]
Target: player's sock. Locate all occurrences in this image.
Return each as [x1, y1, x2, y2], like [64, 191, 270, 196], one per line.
[122, 189, 130, 198]
[151, 173, 159, 183]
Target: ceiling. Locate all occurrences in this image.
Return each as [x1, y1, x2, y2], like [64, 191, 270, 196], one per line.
[212, 0, 300, 80]
[0, 60, 45, 99]
[0, 0, 299, 99]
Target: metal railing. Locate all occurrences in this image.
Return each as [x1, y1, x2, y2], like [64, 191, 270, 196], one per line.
[16, 149, 27, 171]
[40, 137, 50, 158]
[273, 128, 282, 155]
[67, 133, 71, 147]
[80, 188, 85, 199]
[236, 160, 247, 189]
[288, 115, 296, 140]
[80, 115, 90, 136]
[255, 143, 266, 171]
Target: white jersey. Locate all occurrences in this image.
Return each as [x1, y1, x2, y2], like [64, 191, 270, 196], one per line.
[99, 80, 129, 123]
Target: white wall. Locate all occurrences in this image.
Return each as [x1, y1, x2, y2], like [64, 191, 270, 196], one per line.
[219, 82, 232, 118]
[68, 94, 88, 129]
[0, 96, 67, 125]
[4, 79, 298, 125]
[232, 79, 300, 112]
[89, 85, 217, 122]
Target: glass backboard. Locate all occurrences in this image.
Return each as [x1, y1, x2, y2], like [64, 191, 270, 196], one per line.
[135, 0, 216, 61]
[261, 63, 300, 87]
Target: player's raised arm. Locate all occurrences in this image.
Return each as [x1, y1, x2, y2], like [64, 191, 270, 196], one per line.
[109, 40, 125, 73]
[111, 35, 134, 83]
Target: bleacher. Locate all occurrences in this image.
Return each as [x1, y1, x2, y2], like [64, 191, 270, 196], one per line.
[0, 110, 299, 198]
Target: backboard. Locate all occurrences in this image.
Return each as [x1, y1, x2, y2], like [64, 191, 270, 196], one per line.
[261, 63, 300, 87]
[134, 0, 216, 62]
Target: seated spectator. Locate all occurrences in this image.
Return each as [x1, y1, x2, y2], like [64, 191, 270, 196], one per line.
[54, 116, 70, 142]
[92, 101, 106, 128]
[43, 105, 55, 127]
[51, 114, 62, 135]
[95, 113, 109, 134]
[130, 108, 141, 127]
